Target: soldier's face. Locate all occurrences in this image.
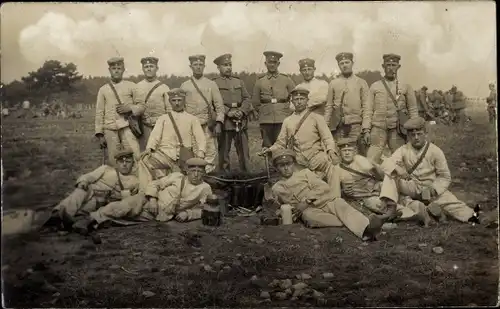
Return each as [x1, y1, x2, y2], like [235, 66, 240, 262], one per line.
[340, 148, 356, 163]
[408, 129, 427, 149]
[109, 64, 125, 80]
[382, 62, 400, 78]
[218, 63, 232, 77]
[265, 60, 279, 72]
[338, 59, 353, 74]
[489, 84, 495, 91]
[300, 67, 315, 81]
[116, 156, 134, 175]
[276, 160, 295, 178]
[190, 62, 205, 75]
[292, 95, 308, 112]
[142, 63, 158, 78]
[187, 167, 205, 185]
[170, 97, 185, 112]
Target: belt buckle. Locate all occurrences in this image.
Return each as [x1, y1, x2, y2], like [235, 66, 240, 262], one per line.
[271, 98, 277, 104]
[231, 103, 238, 108]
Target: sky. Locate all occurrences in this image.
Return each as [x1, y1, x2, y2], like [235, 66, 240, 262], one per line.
[0, 1, 496, 95]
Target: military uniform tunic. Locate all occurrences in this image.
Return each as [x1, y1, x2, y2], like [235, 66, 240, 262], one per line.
[52, 165, 139, 222]
[324, 74, 370, 141]
[379, 142, 474, 222]
[252, 72, 295, 147]
[212, 75, 252, 172]
[180, 76, 225, 173]
[365, 78, 418, 163]
[95, 80, 141, 164]
[132, 79, 171, 151]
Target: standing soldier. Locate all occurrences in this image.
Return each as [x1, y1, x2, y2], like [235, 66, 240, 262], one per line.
[133, 57, 171, 151]
[363, 54, 418, 163]
[180, 55, 225, 174]
[95, 57, 140, 166]
[292, 58, 329, 115]
[448, 85, 467, 124]
[324, 52, 370, 152]
[416, 86, 433, 120]
[487, 81, 497, 123]
[252, 51, 296, 151]
[212, 54, 253, 173]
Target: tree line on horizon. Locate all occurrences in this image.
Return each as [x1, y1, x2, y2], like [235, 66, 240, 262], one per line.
[1, 60, 385, 107]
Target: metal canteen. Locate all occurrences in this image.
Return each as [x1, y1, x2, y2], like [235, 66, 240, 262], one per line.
[231, 183, 243, 207]
[240, 184, 253, 209]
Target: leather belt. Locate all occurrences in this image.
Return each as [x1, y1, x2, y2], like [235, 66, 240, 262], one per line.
[261, 99, 288, 104]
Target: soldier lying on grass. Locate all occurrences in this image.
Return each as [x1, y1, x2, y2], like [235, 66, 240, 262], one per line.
[270, 149, 392, 241]
[43, 147, 138, 232]
[334, 138, 431, 227]
[71, 158, 213, 235]
[379, 116, 486, 225]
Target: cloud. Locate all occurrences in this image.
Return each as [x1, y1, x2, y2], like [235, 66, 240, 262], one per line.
[16, 2, 495, 93]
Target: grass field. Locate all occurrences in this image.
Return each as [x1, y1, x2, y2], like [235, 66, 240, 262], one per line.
[1, 103, 499, 307]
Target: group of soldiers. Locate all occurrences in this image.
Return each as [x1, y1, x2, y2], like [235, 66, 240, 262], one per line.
[42, 50, 495, 240]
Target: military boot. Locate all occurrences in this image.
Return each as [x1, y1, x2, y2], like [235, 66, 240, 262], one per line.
[72, 217, 97, 236]
[362, 213, 390, 241]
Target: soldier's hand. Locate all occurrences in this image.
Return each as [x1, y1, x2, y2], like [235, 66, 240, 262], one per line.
[429, 187, 438, 198]
[175, 211, 189, 222]
[227, 110, 237, 118]
[147, 198, 159, 216]
[234, 110, 244, 119]
[214, 122, 222, 137]
[257, 147, 271, 156]
[196, 151, 205, 159]
[328, 150, 340, 165]
[97, 136, 107, 149]
[295, 201, 310, 212]
[395, 166, 410, 180]
[362, 130, 371, 146]
[140, 148, 153, 159]
[77, 181, 88, 190]
[342, 185, 355, 197]
[130, 186, 139, 195]
[116, 105, 132, 114]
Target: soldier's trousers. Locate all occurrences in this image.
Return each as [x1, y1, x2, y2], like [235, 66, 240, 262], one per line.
[488, 106, 496, 123]
[138, 124, 154, 152]
[219, 129, 250, 173]
[90, 194, 202, 226]
[301, 198, 369, 239]
[260, 123, 283, 148]
[137, 150, 180, 192]
[361, 196, 420, 219]
[193, 125, 217, 174]
[103, 128, 141, 166]
[332, 123, 362, 142]
[366, 126, 405, 164]
[379, 175, 474, 222]
[52, 188, 103, 223]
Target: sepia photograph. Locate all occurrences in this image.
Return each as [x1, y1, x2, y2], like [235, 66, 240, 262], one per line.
[1, 1, 498, 307]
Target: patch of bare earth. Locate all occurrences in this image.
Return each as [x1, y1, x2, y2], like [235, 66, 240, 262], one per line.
[1, 106, 498, 307]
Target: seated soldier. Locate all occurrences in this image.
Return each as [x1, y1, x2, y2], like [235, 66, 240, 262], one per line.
[270, 149, 392, 241]
[379, 117, 481, 224]
[334, 138, 431, 227]
[72, 158, 213, 235]
[138, 88, 206, 192]
[44, 147, 138, 231]
[258, 86, 340, 191]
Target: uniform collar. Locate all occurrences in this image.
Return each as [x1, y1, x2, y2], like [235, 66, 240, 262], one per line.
[294, 107, 308, 116]
[266, 71, 279, 79]
[220, 75, 232, 80]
